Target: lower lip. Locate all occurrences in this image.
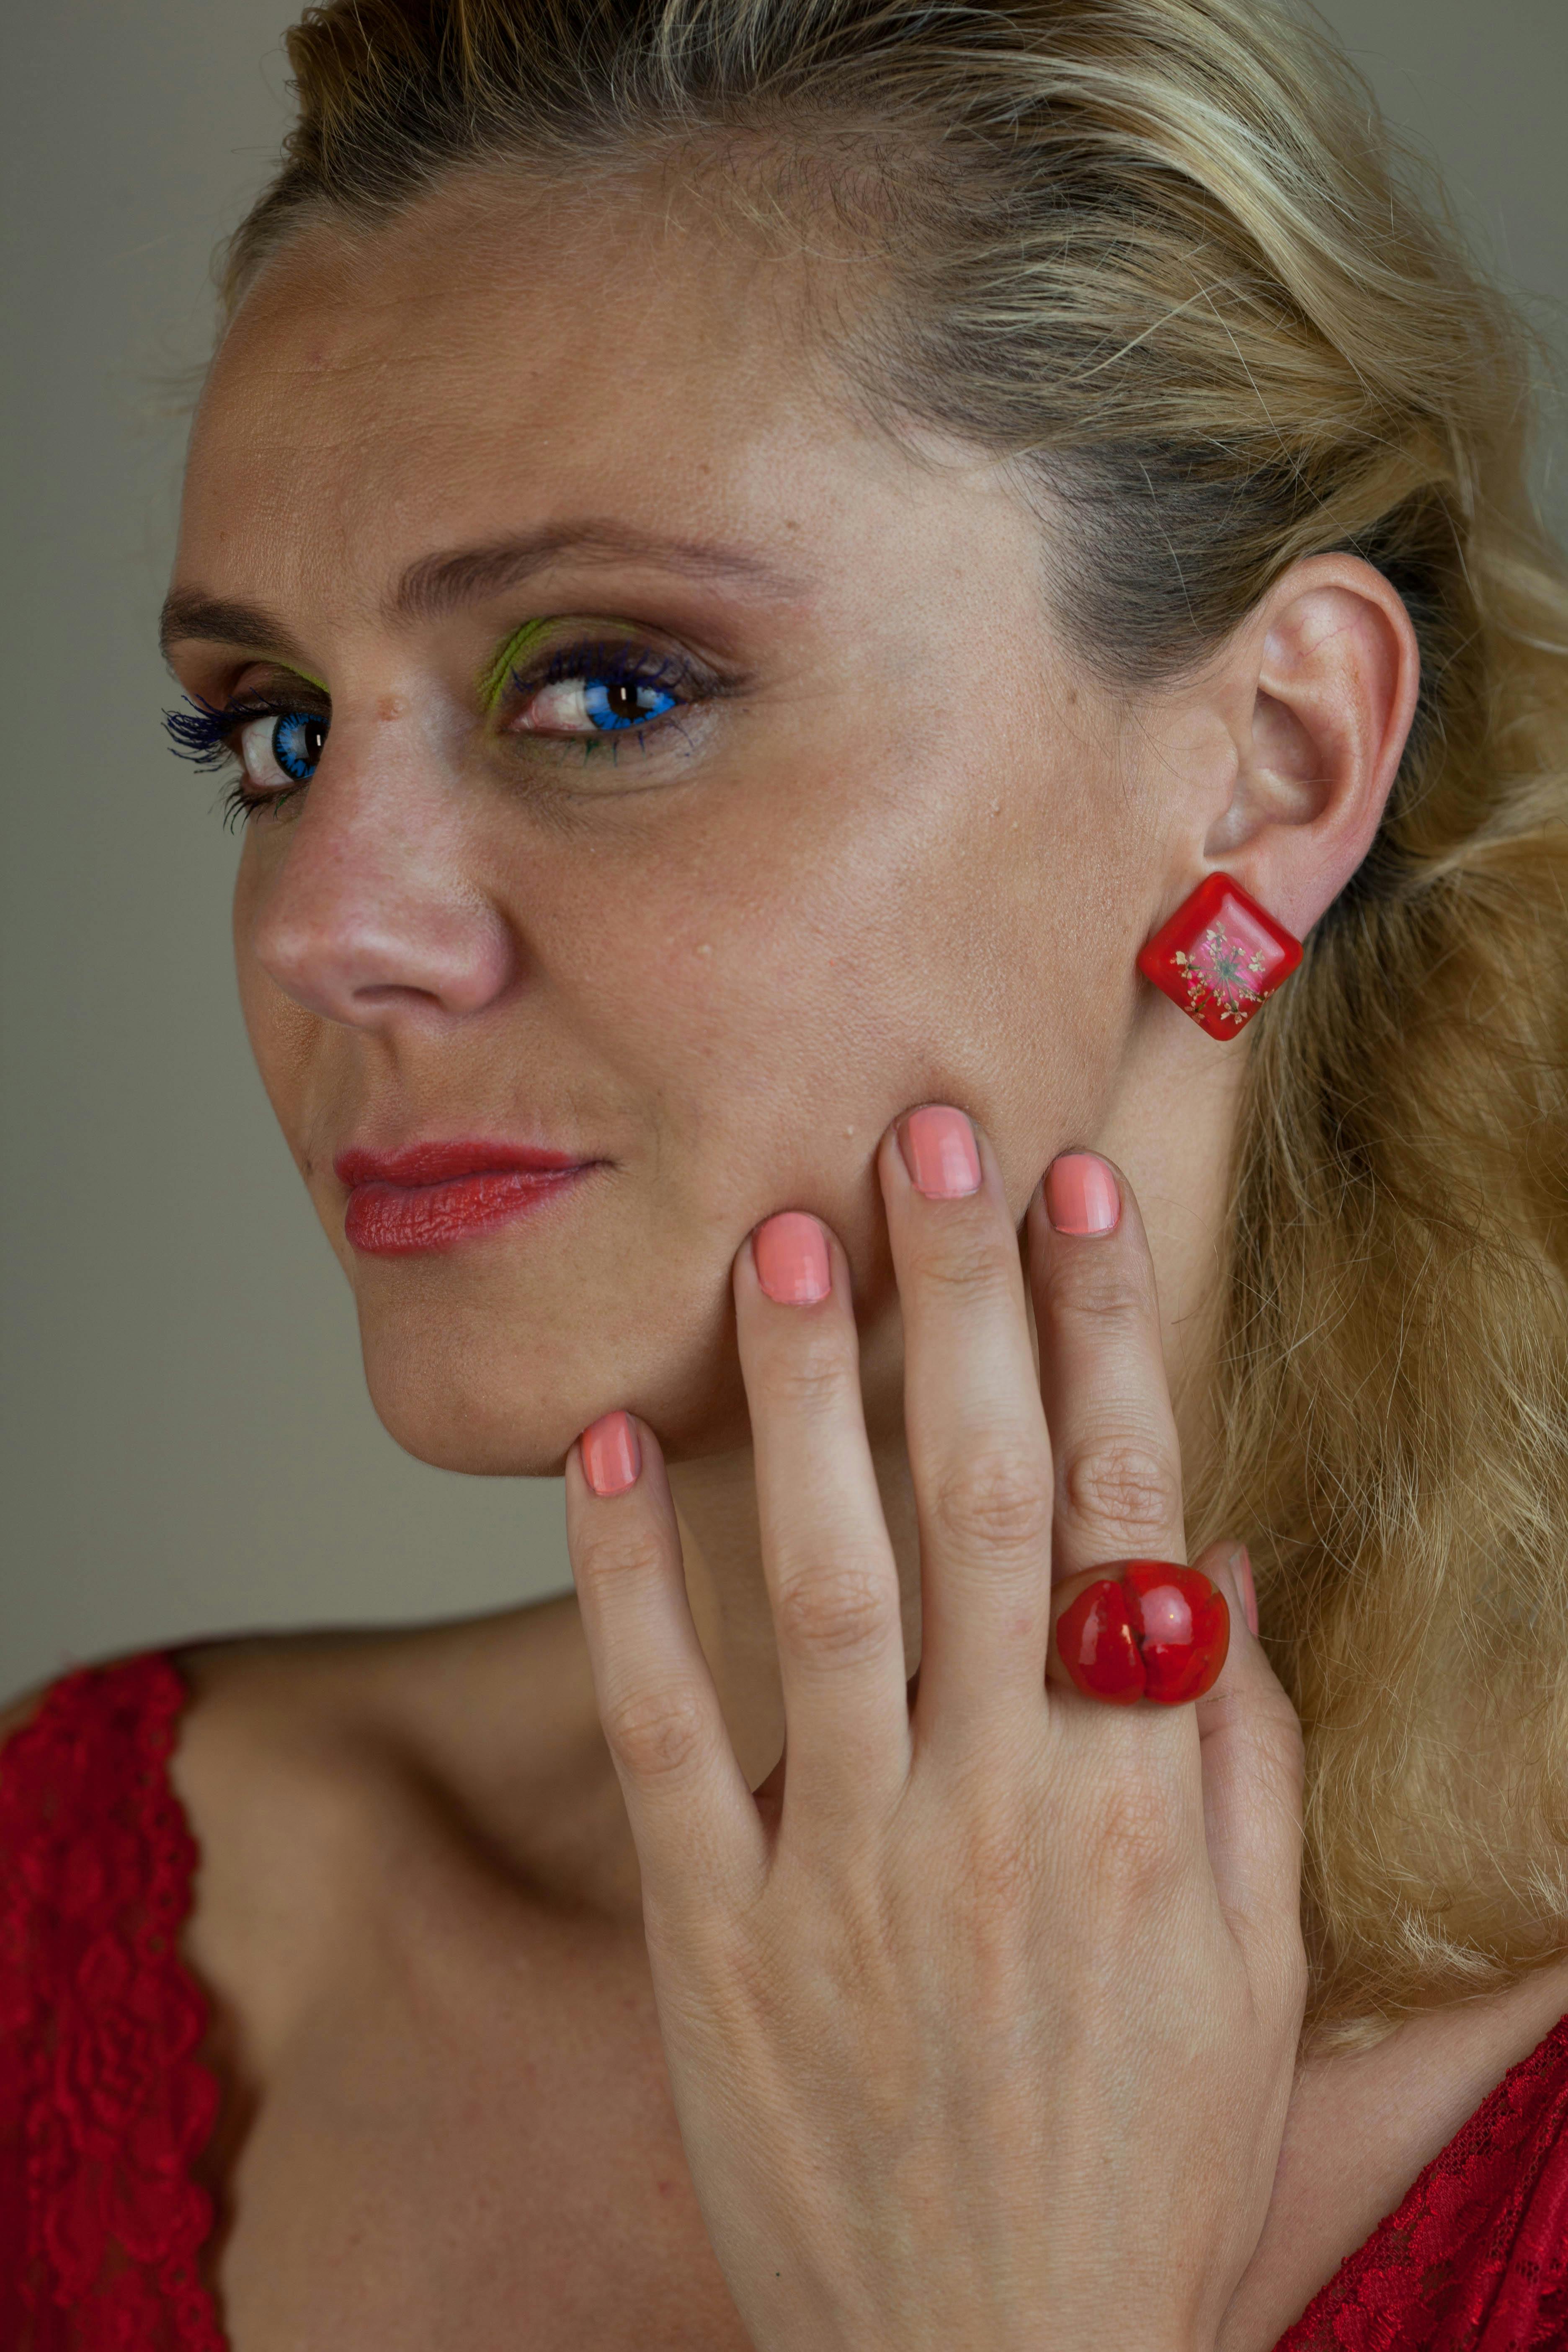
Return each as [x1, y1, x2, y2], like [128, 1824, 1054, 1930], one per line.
[343, 1166, 595, 1257]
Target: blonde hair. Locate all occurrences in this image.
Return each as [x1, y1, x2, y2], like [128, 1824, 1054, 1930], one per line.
[226, 0, 1568, 2035]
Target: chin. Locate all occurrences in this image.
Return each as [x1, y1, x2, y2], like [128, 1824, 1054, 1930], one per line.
[355, 1282, 753, 1476]
[360, 1334, 624, 1475]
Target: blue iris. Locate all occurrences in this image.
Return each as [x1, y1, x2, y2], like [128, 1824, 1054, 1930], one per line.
[581, 678, 680, 732]
[273, 711, 328, 780]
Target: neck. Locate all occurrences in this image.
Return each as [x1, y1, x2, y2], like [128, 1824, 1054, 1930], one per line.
[669, 1014, 1250, 1788]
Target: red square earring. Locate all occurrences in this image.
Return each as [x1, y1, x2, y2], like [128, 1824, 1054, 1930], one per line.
[1137, 872, 1302, 1039]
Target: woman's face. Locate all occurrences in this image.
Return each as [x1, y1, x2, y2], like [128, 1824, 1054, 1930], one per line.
[167, 175, 1172, 1473]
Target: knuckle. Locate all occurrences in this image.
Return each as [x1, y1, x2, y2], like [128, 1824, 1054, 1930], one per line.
[931, 1444, 1051, 1558]
[1042, 1248, 1155, 1332]
[1281, 1939, 1310, 2019]
[602, 1683, 711, 1783]
[573, 1525, 671, 1598]
[916, 1220, 1020, 1302]
[775, 1561, 897, 1661]
[759, 1328, 858, 1416]
[1228, 1676, 1305, 1779]
[1060, 1436, 1181, 1542]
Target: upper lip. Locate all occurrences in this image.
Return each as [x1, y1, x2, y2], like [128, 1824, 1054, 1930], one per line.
[334, 1139, 599, 1188]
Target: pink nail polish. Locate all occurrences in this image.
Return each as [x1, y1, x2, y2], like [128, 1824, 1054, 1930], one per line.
[1235, 1545, 1260, 1639]
[1044, 1152, 1121, 1236]
[753, 1212, 832, 1305]
[581, 1410, 641, 1497]
[901, 1106, 982, 1199]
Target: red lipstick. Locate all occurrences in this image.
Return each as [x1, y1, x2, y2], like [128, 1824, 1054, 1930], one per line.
[335, 1140, 600, 1257]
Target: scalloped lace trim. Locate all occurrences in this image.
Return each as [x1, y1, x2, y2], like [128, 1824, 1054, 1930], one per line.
[1274, 2006, 1568, 2348]
[3, 1651, 1564, 2349]
[0, 1654, 225, 2349]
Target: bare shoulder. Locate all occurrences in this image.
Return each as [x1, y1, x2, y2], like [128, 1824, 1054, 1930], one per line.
[165, 1591, 624, 2065]
[1222, 1955, 1568, 2349]
[170, 1587, 596, 1793]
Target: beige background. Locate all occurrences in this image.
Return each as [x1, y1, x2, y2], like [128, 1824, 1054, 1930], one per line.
[3, 1, 1565, 1694]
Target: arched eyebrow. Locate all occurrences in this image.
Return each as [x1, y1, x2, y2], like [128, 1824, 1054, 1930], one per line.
[158, 592, 310, 667]
[392, 524, 806, 622]
[160, 524, 806, 663]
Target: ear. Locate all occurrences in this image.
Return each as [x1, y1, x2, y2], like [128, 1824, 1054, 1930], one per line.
[1194, 553, 1421, 940]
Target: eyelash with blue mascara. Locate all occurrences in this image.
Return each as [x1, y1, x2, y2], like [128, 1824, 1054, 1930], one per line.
[165, 692, 324, 829]
[165, 693, 276, 770]
[164, 634, 707, 831]
[534, 642, 684, 694]
[511, 641, 697, 754]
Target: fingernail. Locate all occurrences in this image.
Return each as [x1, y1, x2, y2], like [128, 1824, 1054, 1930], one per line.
[900, 1105, 982, 1199]
[1233, 1543, 1260, 1638]
[581, 1410, 641, 1497]
[1044, 1152, 1121, 1236]
[753, 1212, 832, 1305]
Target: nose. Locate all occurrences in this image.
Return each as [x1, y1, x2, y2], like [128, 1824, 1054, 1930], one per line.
[249, 733, 516, 1029]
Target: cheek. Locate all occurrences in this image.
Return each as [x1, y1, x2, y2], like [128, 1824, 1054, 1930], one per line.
[232, 850, 319, 1155]
[537, 721, 1132, 1241]
[232, 853, 275, 1078]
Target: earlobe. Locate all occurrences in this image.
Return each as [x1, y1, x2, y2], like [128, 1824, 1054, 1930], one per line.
[1202, 555, 1421, 941]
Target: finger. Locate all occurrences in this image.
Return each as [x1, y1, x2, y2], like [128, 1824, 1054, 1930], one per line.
[566, 1411, 767, 1906]
[1193, 1541, 1306, 2012]
[1026, 1154, 1186, 1588]
[735, 1214, 912, 1824]
[882, 1107, 1055, 1750]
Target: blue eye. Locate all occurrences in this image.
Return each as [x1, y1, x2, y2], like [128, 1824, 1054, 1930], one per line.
[581, 677, 679, 730]
[245, 709, 328, 785]
[273, 711, 327, 779]
[516, 673, 681, 735]
[510, 666, 683, 740]
[165, 690, 330, 823]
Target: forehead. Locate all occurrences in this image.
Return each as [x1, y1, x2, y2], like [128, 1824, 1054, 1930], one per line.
[181, 172, 893, 596]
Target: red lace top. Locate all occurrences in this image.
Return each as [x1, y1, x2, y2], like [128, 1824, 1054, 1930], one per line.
[3, 1656, 1567, 2349]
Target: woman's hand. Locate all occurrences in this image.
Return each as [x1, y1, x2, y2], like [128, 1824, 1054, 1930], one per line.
[564, 1113, 1305, 2352]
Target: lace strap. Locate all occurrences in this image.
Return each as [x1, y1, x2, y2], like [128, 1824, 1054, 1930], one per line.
[1277, 2008, 1568, 2348]
[5, 1653, 1563, 2352]
[0, 1654, 226, 2349]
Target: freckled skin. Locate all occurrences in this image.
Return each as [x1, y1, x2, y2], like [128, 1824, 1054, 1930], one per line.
[172, 174, 1167, 1476]
[155, 170, 1511, 2352]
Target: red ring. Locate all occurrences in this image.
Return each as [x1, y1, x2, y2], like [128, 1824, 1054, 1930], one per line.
[1055, 1561, 1229, 1705]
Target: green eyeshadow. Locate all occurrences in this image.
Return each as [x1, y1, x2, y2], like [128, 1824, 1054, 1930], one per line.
[481, 617, 554, 710]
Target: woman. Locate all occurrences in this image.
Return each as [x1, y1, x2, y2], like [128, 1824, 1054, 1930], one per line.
[5, 0, 1568, 2343]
